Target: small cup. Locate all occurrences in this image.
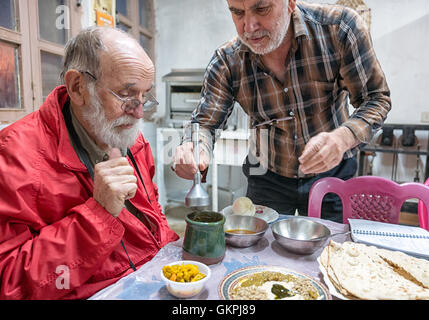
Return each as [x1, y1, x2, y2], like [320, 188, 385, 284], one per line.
[182, 211, 226, 265]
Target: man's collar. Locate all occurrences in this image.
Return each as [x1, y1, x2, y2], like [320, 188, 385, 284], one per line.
[293, 2, 310, 39]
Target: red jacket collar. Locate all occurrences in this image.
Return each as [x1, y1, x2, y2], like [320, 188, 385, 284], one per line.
[38, 86, 87, 172]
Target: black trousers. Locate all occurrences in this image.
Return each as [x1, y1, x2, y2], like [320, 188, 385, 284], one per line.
[242, 155, 358, 223]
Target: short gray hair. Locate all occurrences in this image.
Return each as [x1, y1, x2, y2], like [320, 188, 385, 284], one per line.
[60, 26, 134, 84]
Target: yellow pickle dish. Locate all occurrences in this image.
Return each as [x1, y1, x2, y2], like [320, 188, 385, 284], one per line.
[160, 260, 211, 298]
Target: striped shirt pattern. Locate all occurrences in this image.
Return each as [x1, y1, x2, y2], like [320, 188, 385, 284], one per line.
[187, 1, 391, 178]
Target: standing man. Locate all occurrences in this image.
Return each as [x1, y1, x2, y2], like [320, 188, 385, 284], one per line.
[172, 0, 391, 221]
[0, 26, 178, 299]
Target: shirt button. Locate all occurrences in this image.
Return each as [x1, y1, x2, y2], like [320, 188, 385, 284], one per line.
[294, 135, 298, 140]
[289, 111, 295, 116]
[283, 88, 289, 93]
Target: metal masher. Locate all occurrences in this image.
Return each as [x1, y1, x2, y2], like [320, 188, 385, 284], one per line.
[185, 122, 210, 210]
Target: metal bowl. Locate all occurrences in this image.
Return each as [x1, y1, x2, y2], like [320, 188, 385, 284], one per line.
[224, 215, 268, 248]
[271, 217, 331, 255]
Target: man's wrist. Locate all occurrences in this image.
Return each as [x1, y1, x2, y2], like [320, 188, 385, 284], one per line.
[334, 127, 360, 151]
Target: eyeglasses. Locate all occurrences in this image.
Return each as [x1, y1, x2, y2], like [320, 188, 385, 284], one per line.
[81, 71, 159, 113]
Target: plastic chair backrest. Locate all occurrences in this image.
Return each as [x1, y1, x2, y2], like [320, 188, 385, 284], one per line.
[418, 178, 429, 231]
[307, 176, 429, 230]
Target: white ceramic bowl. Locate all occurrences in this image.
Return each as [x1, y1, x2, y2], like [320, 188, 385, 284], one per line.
[160, 260, 211, 298]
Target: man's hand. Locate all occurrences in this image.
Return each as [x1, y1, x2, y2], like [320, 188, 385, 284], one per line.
[298, 127, 358, 175]
[171, 141, 210, 180]
[93, 148, 137, 217]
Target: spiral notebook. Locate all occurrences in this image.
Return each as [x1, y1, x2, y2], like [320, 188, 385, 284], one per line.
[348, 219, 429, 259]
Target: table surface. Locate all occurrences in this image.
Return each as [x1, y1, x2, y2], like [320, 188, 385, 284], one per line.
[89, 216, 350, 300]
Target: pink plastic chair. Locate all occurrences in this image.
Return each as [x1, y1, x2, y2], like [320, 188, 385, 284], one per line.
[418, 178, 429, 230]
[307, 176, 429, 230]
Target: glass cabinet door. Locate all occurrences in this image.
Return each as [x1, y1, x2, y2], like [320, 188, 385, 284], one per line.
[40, 51, 62, 101]
[116, 0, 129, 17]
[0, 0, 18, 31]
[0, 41, 21, 109]
[38, 0, 68, 45]
[139, 0, 153, 30]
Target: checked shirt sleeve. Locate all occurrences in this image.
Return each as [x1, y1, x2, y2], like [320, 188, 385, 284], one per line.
[338, 9, 392, 144]
[182, 50, 236, 156]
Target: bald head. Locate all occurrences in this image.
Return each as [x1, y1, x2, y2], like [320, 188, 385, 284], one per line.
[61, 26, 154, 83]
[98, 28, 155, 82]
[62, 26, 156, 150]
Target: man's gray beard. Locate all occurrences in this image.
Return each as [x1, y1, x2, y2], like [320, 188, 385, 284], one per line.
[83, 84, 141, 149]
[239, 5, 290, 55]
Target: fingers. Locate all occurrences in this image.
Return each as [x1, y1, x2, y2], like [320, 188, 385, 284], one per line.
[298, 136, 325, 174]
[171, 142, 209, 180]
[174, 165, 197, 180]
[99, 154, 130, 170]
[109, 147, 122, 159]
[299, 146, 341, 174]
[173, 147, 197, 180]
[96, 160, 135, 175]
[98, 170, 138, 185]
[299, 132, 344, 174]
[93, 148, 138, 217]
[298, 134, 325, 165]
[199, 150, 210, 172]
[120, 182, 138, 200]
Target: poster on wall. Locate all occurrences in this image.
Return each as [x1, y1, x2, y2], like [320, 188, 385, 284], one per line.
[94, 0, 115, 27]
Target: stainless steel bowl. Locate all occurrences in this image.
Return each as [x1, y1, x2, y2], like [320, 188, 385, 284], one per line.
[224, 215, 268, 248]
[271, 217, 331, 255]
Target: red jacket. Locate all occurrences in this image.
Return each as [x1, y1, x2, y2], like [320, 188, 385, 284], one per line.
[0, 86, 179, 299]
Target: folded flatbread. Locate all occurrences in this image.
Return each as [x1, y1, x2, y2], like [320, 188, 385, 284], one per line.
[321, 241, 429, 300]
[376, 247, 429, 289]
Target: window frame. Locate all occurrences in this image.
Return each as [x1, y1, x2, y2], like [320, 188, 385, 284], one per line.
[0, 0, 156, 124]
[115, 0, 156, 120]
[116, 0, 155, 61]
[0, 0, 82, 124]
[0, 0, 33, 124]
[28, 0, 82, 109]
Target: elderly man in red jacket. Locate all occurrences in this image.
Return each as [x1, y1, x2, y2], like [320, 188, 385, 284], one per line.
[0, 26, 179, 299]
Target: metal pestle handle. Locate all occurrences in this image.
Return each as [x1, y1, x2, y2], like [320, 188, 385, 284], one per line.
[192, 122, 201, 184]
[185, 122, 210, 208]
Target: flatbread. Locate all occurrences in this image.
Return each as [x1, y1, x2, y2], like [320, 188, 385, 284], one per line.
[375, 247, 429, 289]
[320, 244, 358, 299]
[320, 241, 429, 300]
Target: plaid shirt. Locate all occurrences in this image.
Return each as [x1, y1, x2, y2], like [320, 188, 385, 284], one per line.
[186, 1, 391, 178]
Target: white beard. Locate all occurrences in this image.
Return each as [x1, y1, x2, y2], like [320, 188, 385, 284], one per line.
[83, 83, 141, 149]
[239, 3, 291, 55]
